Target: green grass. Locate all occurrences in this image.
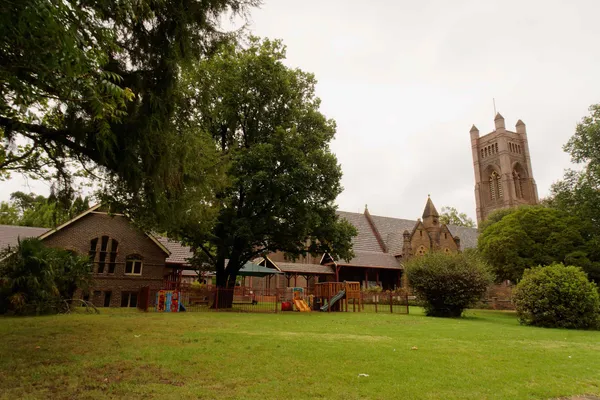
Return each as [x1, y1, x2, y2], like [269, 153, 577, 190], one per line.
[0, 309, 599, 400]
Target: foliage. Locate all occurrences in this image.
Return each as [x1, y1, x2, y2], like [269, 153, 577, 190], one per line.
[477, 207, 516, 233]
[177, 37, 356, 288]
[439, 206, 475, 228]
[0, 191, 89, 228]
[405, 251, 492, 317]
[513, 263, 600, 329]
[0, 238, 92, 314]
[478, 206, 600, 283]
[547, 170, 600, 234]
[543, 104, 600, 283]
[563, 104, 600, 182]
[1, 0, 258, 223]
[364, 285, 383, 293]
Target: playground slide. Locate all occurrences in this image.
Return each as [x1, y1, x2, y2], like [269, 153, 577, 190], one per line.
[320, 290, 345, 312]
[293, 299, 311, 312]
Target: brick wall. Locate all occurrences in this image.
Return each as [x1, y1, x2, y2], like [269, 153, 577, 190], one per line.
[42, 212, 169, 307]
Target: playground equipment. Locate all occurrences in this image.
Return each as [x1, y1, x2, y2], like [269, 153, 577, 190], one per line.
[284, 287, 312, 312]
[314, 282, 361, 312]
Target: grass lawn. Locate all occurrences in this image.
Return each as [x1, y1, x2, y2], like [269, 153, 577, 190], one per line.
[0, 308, 599, 400]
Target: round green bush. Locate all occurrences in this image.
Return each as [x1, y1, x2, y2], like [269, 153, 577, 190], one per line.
[513, 263, 600, 329]
[406, 252, 493, 317]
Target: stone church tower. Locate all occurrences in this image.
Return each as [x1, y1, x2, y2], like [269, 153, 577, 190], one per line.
[471, 113, 539, 223]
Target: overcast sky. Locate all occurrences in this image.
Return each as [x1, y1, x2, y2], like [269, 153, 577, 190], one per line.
[3, 0, 600, 223]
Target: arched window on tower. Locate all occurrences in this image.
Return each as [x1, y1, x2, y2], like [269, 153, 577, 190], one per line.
[513, 170, 523, 198]
[489, 171, 503, 202]
[513, 163, 527, 200]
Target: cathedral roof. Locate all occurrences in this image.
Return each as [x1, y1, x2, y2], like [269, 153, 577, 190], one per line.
[422, 196, 439, 219]
[494, 112, 504, 120]
[516, 119, 525, 126]
[336, 210, 479, 258]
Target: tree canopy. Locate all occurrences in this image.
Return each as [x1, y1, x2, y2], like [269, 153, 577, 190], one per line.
[478, 206, 600, 283]
[546, 104, 600, 236]
[175, 38, 356, 288]
[0, 191, 90, 228]
[439, 206, 475, 228]
[1, 0, 257, 216]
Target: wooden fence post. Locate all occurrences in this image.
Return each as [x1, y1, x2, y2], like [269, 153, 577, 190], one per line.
[215, 288, 219, 311]
[389, 292, 393, 314]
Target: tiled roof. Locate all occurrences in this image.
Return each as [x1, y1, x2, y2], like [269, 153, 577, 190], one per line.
[446, 224, 478, 250]
[156, 237, 194, 265]
[367, 214, 416, 255]
[336, 211, 479, 256]
[0, 225, 49, 250]
[275, 262, 334, 275]
[337, 250, 402, 269]
[336, 211, 382, 252]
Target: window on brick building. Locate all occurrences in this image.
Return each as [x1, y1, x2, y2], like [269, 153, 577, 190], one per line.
[90, 236, 119, 274]
[97, 235, 109, 273]
[417, 246, 426, 256]
[89, 238, 98, 261]
[108, 239, 119, 273]
[125, 255, 143, 275]
[103, 291, 112, 307]
[121, 292, 138, 307]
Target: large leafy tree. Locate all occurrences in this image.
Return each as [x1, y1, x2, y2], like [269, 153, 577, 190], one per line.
[478, 206, 600, 283]
[1, 0, 257, 224]
[0, 191, 90, 228]
[546, 104, 600, 235]
[178, 38, 356, 291]
[439, 206, 475, 228]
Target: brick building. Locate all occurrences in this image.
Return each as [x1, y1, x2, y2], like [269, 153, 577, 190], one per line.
[0, 204, 191, 307]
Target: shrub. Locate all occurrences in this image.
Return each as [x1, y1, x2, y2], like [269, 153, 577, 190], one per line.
[0, 238, 93, 315]
[513, 263, 600, 329]
[406, 252, 493, 317]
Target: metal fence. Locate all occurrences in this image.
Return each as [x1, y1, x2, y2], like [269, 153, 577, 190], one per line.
[142, 286, 409, 314]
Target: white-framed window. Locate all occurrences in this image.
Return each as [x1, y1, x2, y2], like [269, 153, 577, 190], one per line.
[125, 255, 143, 275]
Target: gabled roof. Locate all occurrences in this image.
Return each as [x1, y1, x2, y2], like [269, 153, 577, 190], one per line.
[37, 204, 170, 256]
[37, 204, 102, 240]
[0, 225, 49, 250]
[335, 250, 402, 270]
[157, 237, 194, 264]
[337, 210, 478, 254]
[274, 262, 335, 275]
[336, 211, 383, 252]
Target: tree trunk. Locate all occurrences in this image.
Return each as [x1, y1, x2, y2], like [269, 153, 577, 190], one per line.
[211, 256, 240, 309]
